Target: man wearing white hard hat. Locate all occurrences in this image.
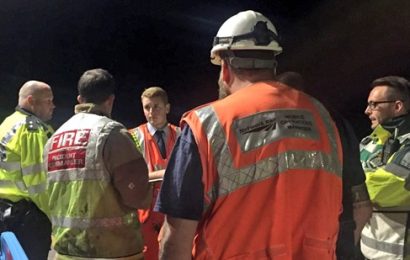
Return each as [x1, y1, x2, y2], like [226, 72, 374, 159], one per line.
[155, 10, 343, 259]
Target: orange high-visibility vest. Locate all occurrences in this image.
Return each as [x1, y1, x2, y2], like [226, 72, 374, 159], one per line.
[181, 82, 343, 260]
[129, 123, 180, 260]
[130, 123, 180, 172]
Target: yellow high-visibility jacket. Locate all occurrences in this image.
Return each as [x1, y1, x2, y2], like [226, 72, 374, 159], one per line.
[0, 108, 53, 212]
[360, 123, 410, 259]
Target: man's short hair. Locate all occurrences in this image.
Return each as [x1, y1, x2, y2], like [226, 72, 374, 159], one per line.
[78, 68, 115, 104]
[141, 86, 168, 104]
[371, 76, 410, 108]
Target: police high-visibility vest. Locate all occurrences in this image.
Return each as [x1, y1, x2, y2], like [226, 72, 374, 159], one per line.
[0, 109, 52, 211]
[45, 112, 143, 258]
[182, 82, 343, 259]
[360, 126, 410, 259]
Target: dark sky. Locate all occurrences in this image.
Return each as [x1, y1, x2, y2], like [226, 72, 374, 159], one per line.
[1, 0, 410, 138]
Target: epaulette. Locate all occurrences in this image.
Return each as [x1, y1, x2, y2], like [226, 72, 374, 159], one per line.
[360, 136, 372, 145]
[26, 115, 41, 132]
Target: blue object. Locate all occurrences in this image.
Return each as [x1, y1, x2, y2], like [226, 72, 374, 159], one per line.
[0, 232, 28, 260]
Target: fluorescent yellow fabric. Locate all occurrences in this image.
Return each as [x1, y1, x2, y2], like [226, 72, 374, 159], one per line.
[0, 110, 52, 212]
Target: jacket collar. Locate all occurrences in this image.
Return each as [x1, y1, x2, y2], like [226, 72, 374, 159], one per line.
[74, 103, 109, 117]
[381, 113, 410, 137]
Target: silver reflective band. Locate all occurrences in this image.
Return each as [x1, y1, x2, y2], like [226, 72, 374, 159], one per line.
[27, 182, 46, 195]
[0, 120, 25, 147]
[385, 161, 410, 180]
[361, 234, 409, 255]
[0, 180, 27, 192]
[216, 150, 338, 197]
[309, 98, 342, 176]
[21, 163, 44, 176]
[0, 161, 21, 172]
[52, 214, 136, 229]
[48, 169, 111, 182]
[133, 128, 145, 160]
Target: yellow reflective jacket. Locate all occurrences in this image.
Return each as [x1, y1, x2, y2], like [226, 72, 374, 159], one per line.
[0, 108, 53, 212]
[45, 112, 143, 258]
[360, 121, 410, 259]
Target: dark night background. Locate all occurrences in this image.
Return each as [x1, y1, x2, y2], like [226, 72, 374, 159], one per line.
[1, 0, 410, 139]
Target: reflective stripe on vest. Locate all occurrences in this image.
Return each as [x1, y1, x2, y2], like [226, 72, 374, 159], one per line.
[52, 213, 137, 229]
[131, 127, 145, 159]
[0, 120, 25, 171]
[361, 233, 410, 255]
[27, 182, 46, 194]
[48, 169, 110, 182]
[0, 179, 45, 195]
[21, 162, 44, 176]
[196, 104, 341, 202]
[385, 161, 410, 181]
[0, 120, 25, 147]
[310, 98, 342, 172]
[0, 161, 21, 172]
[0, 180, 26, 191]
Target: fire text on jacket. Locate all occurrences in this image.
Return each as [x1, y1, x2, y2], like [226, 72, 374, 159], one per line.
[48, 129, 91, 171]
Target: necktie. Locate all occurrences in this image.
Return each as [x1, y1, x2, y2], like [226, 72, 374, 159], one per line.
[155, 130, 166, 159]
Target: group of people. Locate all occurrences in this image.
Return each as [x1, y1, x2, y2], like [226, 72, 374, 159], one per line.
[0, 9, 409, 260]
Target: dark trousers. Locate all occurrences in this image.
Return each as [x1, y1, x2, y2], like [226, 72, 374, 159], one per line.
[0, 199, 51, 260]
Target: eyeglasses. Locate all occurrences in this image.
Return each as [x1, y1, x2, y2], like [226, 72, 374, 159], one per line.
[367, 100, 397, 110]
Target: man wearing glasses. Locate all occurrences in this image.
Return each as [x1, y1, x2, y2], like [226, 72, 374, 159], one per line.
[360, 76, 410, 259]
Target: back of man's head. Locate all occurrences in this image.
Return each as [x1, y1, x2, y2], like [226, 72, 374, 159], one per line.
[78, 68, 115, 105]
[371, 76, 410, 110]
[19, 80, 51, 105]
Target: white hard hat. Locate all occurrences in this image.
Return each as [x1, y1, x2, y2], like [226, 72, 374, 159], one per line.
[210, 10, 282, 66]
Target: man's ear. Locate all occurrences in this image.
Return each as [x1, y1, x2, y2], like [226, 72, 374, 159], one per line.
[221, 60, 231, 84]
[27, 95, 34, 106]
[77, 95, 84, 103]
[105, 94, 115, 107]
[166, 103, 170, 114]
[396, 100, 405, 113]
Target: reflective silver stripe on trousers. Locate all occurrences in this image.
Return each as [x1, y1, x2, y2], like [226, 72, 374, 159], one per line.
[51, 214, 136, 229]
[195, 105, 341, 202]
[21, 163, 44, 176]
[361, 233, 409, 255]
[0, 161, 21, 172]
[48, 169, 111, 182]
